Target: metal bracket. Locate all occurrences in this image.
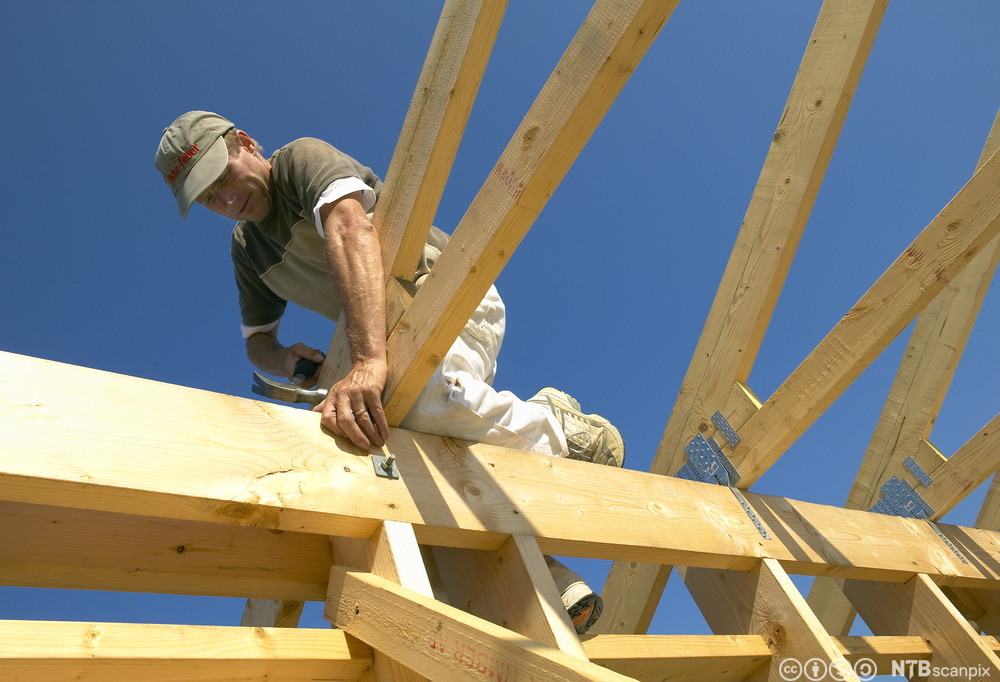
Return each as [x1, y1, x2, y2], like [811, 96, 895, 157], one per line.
[712, 411, 741, 448]
[678, 434, 771, 539]
[372, 453, 399, 480]
[870, 477, 966, 564]
[903, 457, 933, 487]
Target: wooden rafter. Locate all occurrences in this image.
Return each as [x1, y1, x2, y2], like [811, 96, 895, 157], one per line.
[382, 0, 680, 421]
[598, 0, 890, 634]
[807, 109, 1000, 634]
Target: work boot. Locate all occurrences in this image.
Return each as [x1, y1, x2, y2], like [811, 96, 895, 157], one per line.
[546, 556, 603, 635]
[528, 387, 625, 467]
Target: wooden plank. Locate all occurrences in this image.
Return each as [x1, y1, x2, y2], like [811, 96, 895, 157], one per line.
[239, 598, 303, 628]
[433, 535, 587, 658]
[325, 568, 632, 681]
[844, 573, 1000, 678]
[0, 620, 372, 682]
[5, 352, 1000, 587]
[922, 413, 1000, 518]
[317, 0, 506, 389]
[729, 146, 1000, 486]
[682, 559, 860, 682]
[977, 475, 1000, 531]
[382, 0, 681, 421]
[0, 500, 332, 601]
[841, 108, 1000, 515]
[331, 521, 435, 682]
[582, 634, 937, 681]
[598, 0, 890, 635]
[808, 108, 1000, 636]
[582, 634, 772, 681]
[942, 587, 1000, 636]
[809, 411, 1000, 634]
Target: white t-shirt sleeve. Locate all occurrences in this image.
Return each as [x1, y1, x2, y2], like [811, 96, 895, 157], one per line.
[240, 318, 280, 339]
[312, 177, 377, 236]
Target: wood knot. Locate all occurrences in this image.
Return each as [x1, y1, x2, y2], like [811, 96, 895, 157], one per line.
[521, 124, 541, 150]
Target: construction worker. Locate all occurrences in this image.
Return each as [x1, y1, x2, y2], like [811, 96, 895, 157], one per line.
[154, 111, 624, 633]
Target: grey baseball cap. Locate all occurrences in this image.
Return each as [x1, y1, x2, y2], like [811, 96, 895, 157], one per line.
[155, 111, 234, 218]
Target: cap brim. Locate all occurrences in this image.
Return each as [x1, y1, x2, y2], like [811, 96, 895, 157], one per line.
[174, 136, 230, 218]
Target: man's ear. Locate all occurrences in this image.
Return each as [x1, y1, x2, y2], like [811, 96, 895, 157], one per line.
[236, 130, 256, 153]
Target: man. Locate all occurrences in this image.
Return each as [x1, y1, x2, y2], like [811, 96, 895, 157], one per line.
[155, 111, 624, 634]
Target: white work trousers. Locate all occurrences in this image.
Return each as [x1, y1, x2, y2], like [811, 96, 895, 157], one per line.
[399, 286, 569, 457]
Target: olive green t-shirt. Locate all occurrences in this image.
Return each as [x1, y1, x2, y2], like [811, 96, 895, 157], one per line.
[230, 137, 447, 334]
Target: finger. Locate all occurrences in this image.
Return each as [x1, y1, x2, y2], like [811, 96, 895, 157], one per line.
[339, 400, 371, 450]
[367, 401, 390, 444]
[313, 401, 346, 437]
[351, 404, 383, 448]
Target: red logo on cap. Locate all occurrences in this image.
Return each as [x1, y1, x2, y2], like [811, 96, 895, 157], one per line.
[166, 144, 200, 187]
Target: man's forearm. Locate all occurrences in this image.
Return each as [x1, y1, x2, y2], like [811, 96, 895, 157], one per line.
[245, 331, 286, 376]
[321, 197, 387, 368]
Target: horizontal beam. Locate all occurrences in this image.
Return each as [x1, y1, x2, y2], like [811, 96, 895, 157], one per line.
[583, 633, 1000, 680]
[0, 620, 372, 682]
[2, 352, 999, 588]
[0, 500, 332, 600]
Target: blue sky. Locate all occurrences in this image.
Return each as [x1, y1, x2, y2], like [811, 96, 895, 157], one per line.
[2, 0, 998, 666]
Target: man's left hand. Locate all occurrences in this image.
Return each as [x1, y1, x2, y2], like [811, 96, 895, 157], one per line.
[313, 358, 390, 449]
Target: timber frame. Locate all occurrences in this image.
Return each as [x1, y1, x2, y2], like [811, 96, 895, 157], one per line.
[3, 1, 999, 680]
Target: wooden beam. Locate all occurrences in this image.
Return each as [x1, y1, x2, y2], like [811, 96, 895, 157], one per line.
[922, 413, 1000, 519]
[809, 413, 1000, 634]
[331, 521, 435, 681]
[844, 573, 1000, 677]
[682, 559, 860, 682]
[598, 0, 889, 634]
[4, 352, 1000, 588]
[977, 475, 1000, 531]
[0, 620, 372, 682]
[239, 598, 303, 628]
[317, 0, 507, 390]
[582, 634, 943, 681]
[808, 108, 1000, 635]
[382, 0, 681, 421]
[842, 107, 1000, 515]
[582, 634, 772, 681]
[0, 500, 331, 601]
[432, 535, 587, 658]
[325, 567, 632, 681]
[729, 145, 1000, 487]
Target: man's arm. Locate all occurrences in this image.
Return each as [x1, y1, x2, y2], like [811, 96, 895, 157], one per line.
[312, 191, 390, 449]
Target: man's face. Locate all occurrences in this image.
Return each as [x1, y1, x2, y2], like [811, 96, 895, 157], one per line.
[195, 134, 272, 222]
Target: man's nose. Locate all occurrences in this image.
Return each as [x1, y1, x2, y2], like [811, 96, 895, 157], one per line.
[217, 188, 238, 210]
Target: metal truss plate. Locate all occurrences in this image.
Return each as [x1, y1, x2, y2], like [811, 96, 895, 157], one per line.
[682, 434, 740, 486]
[711, 411, 741, 448]
[904, 457, 933, 487]
[870, 476, 966, 564]
[680, 434, 769, 538]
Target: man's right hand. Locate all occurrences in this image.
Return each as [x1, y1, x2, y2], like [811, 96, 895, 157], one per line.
[246, 330, 326, 385]
[280, 343, 326, 387]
